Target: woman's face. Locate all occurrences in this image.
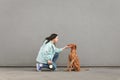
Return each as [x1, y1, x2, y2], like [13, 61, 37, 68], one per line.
[53, 36, 59, 43]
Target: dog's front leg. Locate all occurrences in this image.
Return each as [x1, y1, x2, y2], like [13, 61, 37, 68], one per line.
[69, 63, 72, 71]
[68, 56, 72, 71]
[69, 59, 75, 71]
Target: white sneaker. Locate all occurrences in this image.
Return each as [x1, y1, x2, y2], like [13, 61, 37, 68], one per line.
[36, 63, 43, 71]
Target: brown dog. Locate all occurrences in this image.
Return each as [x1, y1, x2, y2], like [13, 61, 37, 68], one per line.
[67, 44, 80, 71]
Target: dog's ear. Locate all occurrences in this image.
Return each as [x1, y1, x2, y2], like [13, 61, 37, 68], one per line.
[74, 44, 77, 49]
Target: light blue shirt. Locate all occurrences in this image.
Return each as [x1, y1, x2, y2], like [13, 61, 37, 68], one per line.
[36, 40, 63, 64]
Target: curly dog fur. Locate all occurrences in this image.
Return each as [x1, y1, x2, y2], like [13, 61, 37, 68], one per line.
[67, 44, 80, 71]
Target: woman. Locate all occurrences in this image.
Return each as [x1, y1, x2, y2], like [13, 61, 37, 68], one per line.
[36, 33, 69, 71]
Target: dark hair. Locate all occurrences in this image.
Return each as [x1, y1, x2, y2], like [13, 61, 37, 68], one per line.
[45, 33, 58, 44]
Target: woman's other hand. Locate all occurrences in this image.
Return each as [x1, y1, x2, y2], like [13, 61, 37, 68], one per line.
[48, 60, 52, 64]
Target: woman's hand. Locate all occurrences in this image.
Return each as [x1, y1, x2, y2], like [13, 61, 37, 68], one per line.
[63, 45, 70, 50]
[48, 60, 52, 64]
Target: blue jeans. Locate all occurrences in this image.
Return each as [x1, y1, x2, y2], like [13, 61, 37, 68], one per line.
[41, 53, 59, 71]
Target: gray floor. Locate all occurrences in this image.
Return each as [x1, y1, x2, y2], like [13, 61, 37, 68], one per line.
[0, 67, 120, 80]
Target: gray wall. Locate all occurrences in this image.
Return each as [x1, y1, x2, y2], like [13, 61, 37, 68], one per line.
[0, 0, 120, 66]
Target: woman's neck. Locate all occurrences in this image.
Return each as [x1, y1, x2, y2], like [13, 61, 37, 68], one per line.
[51, 40, 54, 43]
[51, 40, 56, 44]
